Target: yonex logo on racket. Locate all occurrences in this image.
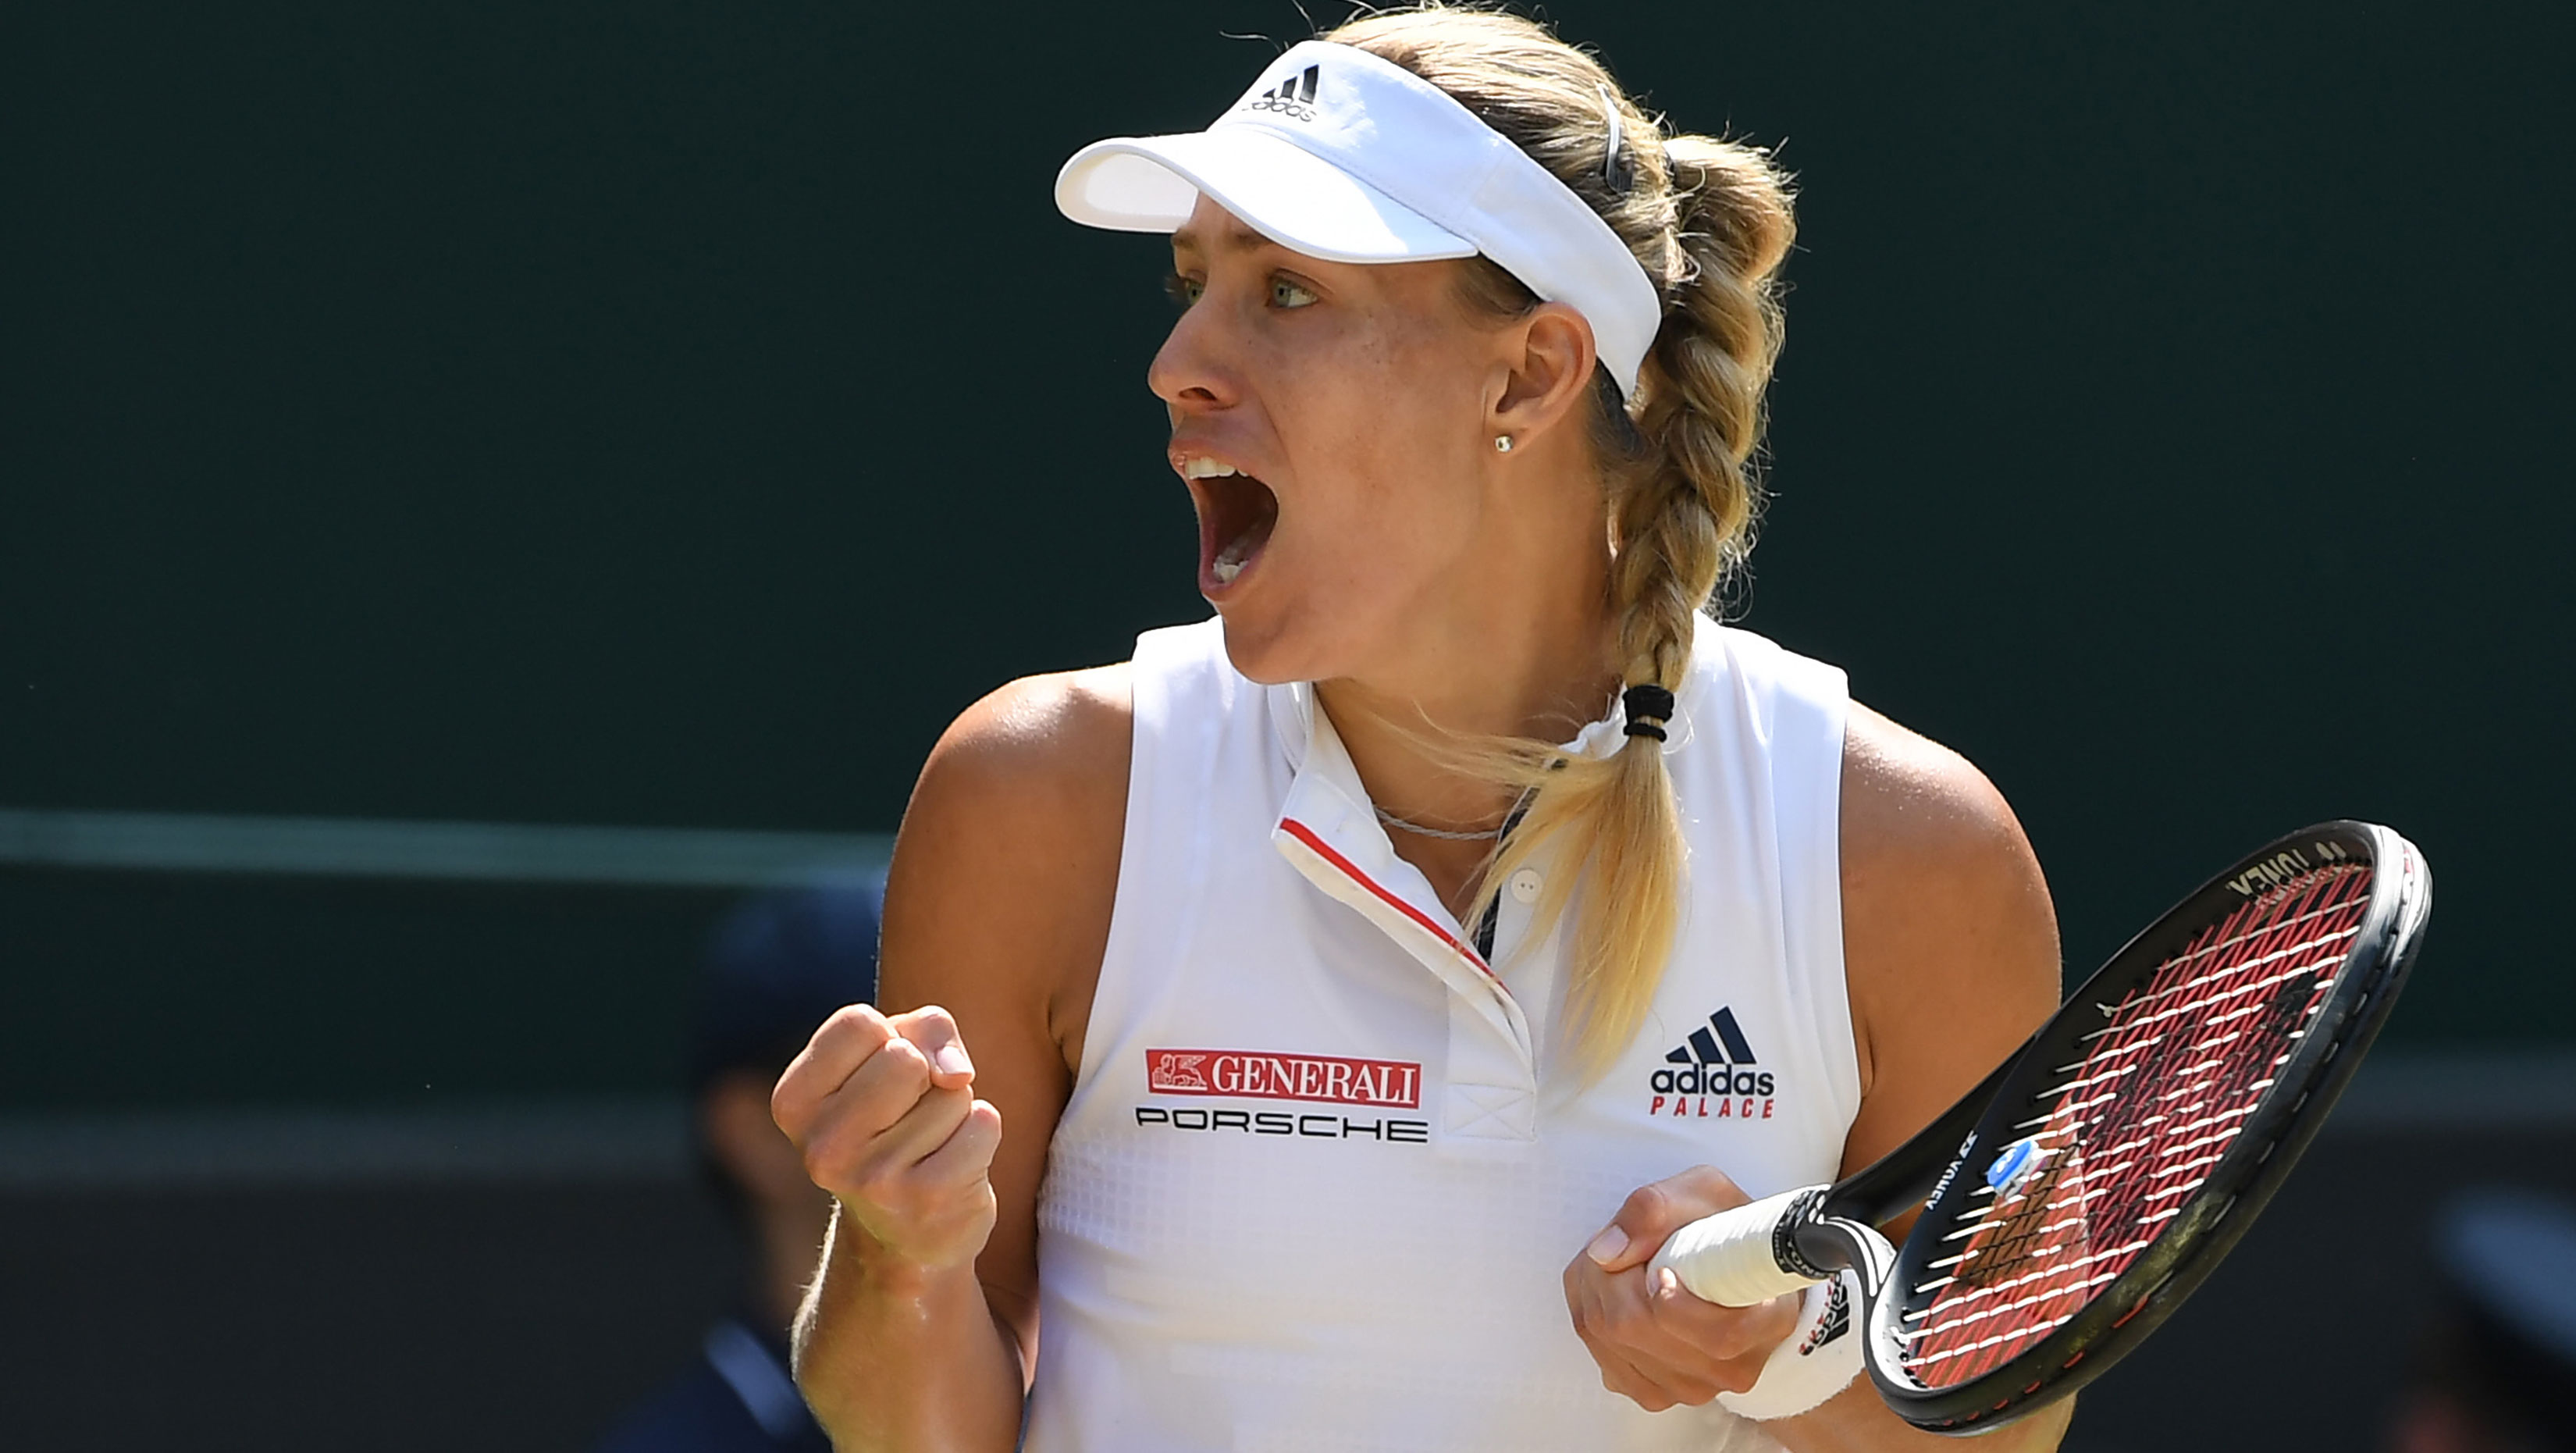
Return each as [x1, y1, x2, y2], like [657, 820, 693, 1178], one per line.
[2226, 839, 2350, 896]
[1240, 63, 1322, 121]
[1648, 1006, 1779, 1119]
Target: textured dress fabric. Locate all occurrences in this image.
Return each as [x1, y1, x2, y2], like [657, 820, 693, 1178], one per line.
[1026, 616, 1859, 1453]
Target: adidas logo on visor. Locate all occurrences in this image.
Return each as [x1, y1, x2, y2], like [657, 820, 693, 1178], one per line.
[1649, 1006, 1777, 1109]
[1053, 38, 1667, 398]
[1240, 63, 1321, 122]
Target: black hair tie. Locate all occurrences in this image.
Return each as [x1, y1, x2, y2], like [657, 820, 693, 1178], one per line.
[1621, 684, 1674, 743]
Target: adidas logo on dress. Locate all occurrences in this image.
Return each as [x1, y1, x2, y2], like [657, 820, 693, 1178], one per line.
[1647, 1006, 1780, 1119]
[1242, 64, 1321, 121]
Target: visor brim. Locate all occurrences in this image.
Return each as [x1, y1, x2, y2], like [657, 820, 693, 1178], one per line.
[1056, 127, 1475, 265]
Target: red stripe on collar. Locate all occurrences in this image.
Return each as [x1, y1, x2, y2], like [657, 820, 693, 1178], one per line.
[1278, 817, 1506, 991]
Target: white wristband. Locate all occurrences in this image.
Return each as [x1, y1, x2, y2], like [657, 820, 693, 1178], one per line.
[1714, 1270, 1864, 1422]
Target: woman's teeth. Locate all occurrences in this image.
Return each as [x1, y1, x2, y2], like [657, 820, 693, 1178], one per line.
[1182, 455, 1274, 587]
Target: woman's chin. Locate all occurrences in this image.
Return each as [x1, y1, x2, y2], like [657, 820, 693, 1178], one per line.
[1210, 607, 1315, 687]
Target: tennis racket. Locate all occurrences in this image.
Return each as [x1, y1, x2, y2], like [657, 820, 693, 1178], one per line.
[1647, 819, 2431, 1433]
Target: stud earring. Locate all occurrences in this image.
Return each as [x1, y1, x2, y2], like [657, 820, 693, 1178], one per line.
[1493, 434, 1514, 454]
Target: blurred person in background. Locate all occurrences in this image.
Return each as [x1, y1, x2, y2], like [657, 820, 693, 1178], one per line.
[2389, 1190, 2576, 1453]
[597, 875, 886, 1453]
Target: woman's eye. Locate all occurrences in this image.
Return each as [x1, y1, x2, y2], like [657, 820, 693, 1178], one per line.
[1163, 272, 1205, 309]
[1270, 276, 1318, 308]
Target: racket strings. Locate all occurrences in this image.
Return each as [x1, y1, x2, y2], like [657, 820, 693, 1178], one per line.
[2022, 909, 2364, 1120]
[2068, 896, 2363, 1039]
[1898, 863, 2372, 1387]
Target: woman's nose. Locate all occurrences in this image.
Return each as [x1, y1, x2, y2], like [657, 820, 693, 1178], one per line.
[1147, 298, 1240, 415]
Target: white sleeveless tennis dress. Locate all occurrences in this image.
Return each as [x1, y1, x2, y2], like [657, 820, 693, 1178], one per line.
[1026, 616, 1859, 1453]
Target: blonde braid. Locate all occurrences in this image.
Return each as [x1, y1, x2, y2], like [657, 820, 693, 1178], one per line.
[1329, 7, 1795, 1077]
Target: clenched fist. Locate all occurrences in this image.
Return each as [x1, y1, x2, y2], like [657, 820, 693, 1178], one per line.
[771, 1003, 1005, 1273]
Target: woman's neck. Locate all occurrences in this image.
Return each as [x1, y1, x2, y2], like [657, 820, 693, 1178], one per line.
[1314, 576, 1621, 918]
[1299, 422, 1624, 915]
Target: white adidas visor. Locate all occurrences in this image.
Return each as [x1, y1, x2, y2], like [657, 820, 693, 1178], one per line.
[1055, 39, 1662, 401]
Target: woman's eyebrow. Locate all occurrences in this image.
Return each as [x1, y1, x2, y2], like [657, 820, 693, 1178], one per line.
[1170, 220, 1273, 258]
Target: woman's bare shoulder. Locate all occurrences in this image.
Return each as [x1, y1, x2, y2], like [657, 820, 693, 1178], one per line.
[1838, 702, 2032, 885]
[914, 664, 1135, 814]
[878, 664, 1132, 1047]
[1833, 702, 2060, 1172]
[1838, 700, 2055, 988]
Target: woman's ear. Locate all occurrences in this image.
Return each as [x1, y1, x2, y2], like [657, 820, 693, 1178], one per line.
[1490, 302, 1600, 447]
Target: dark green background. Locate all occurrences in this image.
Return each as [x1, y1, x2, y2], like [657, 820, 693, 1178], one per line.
[5, 2, 2568, 1109]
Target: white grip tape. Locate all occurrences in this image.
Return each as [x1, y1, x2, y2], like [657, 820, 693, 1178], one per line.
[1714, 1270, 1865, 1421]
[1646, 1188, 1823, 1308]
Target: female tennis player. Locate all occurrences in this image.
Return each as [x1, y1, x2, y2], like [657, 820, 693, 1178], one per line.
[772, 9, 2068, 1451]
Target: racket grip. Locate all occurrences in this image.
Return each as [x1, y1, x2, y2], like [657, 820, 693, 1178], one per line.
[1648, 1187, 1828, 1308]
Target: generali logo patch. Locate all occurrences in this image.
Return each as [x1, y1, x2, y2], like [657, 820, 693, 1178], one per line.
[1144, 1049, 1421, 1109]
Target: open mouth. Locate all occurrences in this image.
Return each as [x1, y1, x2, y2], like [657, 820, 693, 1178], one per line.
[1183, 458, 1280, 592]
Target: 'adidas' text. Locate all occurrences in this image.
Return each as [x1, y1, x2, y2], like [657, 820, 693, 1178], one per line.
[1648, 1006, 1781, 1120]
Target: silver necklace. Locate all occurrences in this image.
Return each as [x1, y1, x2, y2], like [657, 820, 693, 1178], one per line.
[1372, 801, 1521, 842]
[1372, 804, 1504, 841]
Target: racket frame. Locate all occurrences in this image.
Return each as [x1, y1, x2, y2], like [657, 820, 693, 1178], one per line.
[1828, 819, 2431, 1430]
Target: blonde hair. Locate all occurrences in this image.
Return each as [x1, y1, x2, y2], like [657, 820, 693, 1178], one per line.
[1325, 6, 1795, 1078]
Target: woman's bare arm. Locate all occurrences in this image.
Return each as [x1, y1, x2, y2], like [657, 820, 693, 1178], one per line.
[776, 665, 1128, 1452]
[1770, 702, 2069, 1451]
